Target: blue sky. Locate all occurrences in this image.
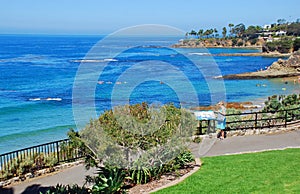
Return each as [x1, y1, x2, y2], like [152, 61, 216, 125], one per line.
[1, 0, 299, 35]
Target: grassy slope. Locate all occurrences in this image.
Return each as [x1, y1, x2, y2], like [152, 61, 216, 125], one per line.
[155, 149, 300, 194]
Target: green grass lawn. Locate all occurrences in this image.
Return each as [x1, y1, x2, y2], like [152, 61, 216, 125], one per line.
[155, 148, 300, 194]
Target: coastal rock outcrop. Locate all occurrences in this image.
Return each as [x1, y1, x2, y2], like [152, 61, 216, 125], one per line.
[222, 50, 300, 79]
[172, 39, 204, 48]
[172, 38, 264, 48]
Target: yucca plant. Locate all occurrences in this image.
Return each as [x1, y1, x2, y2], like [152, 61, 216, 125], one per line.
[129, 166, 151, 184]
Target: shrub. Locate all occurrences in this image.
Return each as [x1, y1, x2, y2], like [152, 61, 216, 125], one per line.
[80, 103, 196, 169]
[225, 108, 242, 130]
[231, 38, 238, 46]
[263, 42, 277, 52]
[263, 94, 300, 112]
[293, 38, 300, 51]
[45, 184, 90, 194]
[174, 150, 194, 168]
[263, 94, 300, 120]
[66, 129, 97, 169]
[237, 41, 244, 46]
[127, 149, 194, 184]
[264, 39, 293, 53]
[250, 38, 258, 45]
[66, 103, 197, 190]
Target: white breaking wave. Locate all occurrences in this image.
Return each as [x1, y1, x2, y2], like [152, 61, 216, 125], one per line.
[103, 58, 118, 62]
[71, 58, 118, 63]
[29, 98, 41, 101]
[46, 98, 62, 101]
[188, 52, 210, 56]
[29, 98, 62, 101]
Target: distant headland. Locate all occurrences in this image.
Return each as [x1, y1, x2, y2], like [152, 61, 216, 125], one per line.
[173, 19, 300, 54]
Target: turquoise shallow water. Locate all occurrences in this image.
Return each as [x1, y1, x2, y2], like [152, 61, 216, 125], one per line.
[0, 35, 299, 154]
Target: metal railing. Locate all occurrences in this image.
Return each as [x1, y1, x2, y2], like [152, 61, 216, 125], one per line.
[0, 139, 84, 180]
[197, 107, 300, 134]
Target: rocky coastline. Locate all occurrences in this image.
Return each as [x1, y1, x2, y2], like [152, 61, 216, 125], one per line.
[222, 50, 300, 79]
[214, 52, 291, 58]
[172, 38, 264, 48]
[172, 39, 291, 58]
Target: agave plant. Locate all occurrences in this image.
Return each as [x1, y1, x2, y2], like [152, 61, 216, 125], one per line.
[86, 166, 127, 194]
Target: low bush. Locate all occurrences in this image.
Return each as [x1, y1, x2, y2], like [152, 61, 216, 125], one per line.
[225, 94, 300, 130]
[264, 38, 293, 53]
[0, 153, 57, 181]
[263, 94, 300, 120]
[293, 38, 300, 51]
[45, 184, 90, 194]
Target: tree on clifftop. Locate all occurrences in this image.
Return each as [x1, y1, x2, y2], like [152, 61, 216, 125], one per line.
[232, 23, 245, 37]
[222, 27, 227, 38]
[204, 29, 213, 38]
[189, 30, 197, 37]
[277, 18, 287, 25]
[197, 29, 204, 38]
[228, 23, 234, 36]
[287, 23, 300, 36]
[213, 28, 218, 37]
[244, 25, 262, 39]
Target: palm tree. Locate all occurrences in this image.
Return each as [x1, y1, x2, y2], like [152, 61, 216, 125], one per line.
[222, 27, 227, 38]
[228, 23, 234, 37]
[197, 29, 204, 39]
[204, 29, 210, 38]
[189, 30, 197, 37]
[185, 32, 189, 39]
[204, 29, 214, 38]
[213, 28, 218, 38]
[209, 29, 214, 37]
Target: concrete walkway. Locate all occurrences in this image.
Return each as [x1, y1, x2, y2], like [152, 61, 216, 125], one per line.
[2, 130, 300, 194]
[203, 130, 300, 157]
[1, 165, 97, 194]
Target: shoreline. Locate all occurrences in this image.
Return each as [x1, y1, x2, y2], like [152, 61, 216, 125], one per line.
[222, 71, 300, 79]
[213, 52, 291, 58]
[171, 43, 290, 58]
[185, 52, 290, 58]
[173, 45, 263, 50]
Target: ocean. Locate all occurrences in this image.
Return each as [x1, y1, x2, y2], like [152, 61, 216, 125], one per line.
[0, 34, 299, 154]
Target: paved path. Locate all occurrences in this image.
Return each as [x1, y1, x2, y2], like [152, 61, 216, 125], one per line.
[1, 165, 97, 194]
[202, 130, 300, 157]
[2, 130, 300, 194]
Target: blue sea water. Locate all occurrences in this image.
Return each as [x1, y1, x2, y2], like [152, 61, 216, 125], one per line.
[0, 34, 299, 154]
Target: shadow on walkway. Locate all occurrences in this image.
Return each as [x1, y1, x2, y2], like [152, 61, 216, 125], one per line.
[0, 187, 14, 194]
[1, 184, 51, 194]
[20, 184, 51, 194]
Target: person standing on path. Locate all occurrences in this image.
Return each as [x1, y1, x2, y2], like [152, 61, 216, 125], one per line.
[216, 101, 226, 139]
